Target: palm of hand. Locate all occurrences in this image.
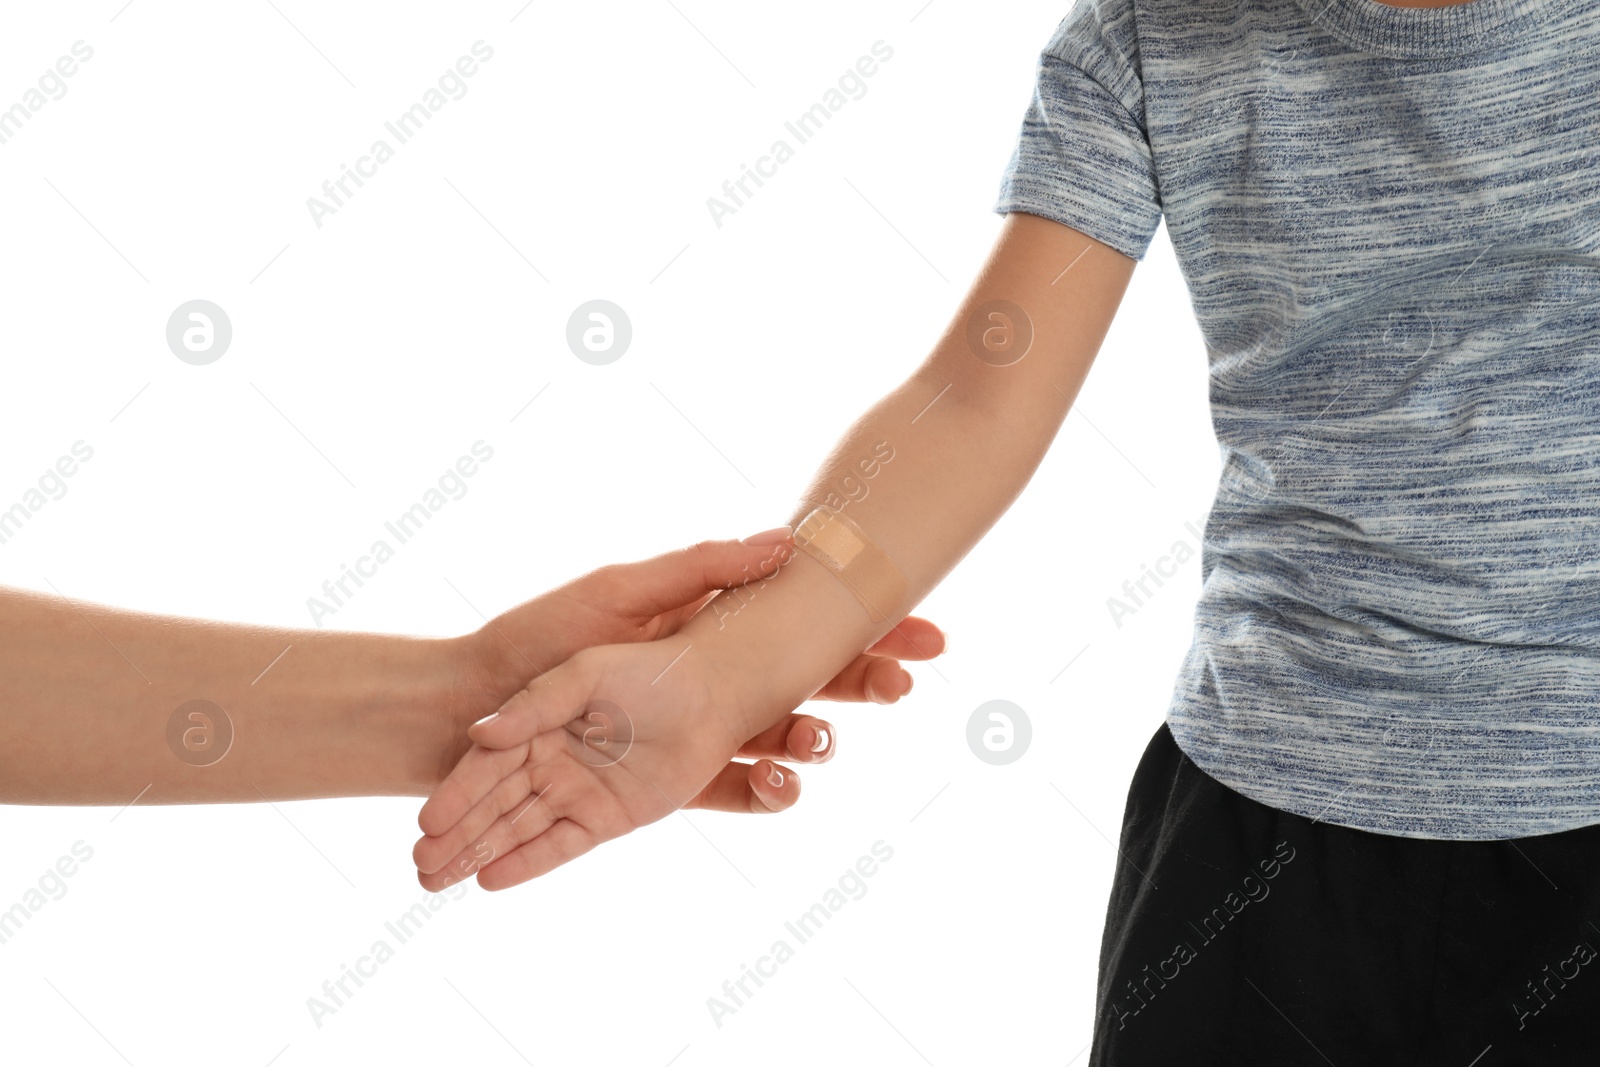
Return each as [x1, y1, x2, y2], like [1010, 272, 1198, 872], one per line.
[415, 640, 742, 891]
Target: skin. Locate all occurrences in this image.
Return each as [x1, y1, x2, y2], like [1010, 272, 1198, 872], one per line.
[416, 211, 1141, 890]
[409, 0, 1493, 891]
[0, 533, 947, 815]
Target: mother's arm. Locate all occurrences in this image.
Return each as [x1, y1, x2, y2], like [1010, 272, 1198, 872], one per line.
[0, 535, 942, 807]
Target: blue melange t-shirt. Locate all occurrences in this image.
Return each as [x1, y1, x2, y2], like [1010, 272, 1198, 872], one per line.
[996, 0, 1600, 839]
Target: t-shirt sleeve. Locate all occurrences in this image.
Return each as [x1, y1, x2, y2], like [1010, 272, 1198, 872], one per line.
[993, 0, 1164, 261]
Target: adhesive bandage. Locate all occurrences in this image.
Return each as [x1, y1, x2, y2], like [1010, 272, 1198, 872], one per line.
[792, 507, 907, 623]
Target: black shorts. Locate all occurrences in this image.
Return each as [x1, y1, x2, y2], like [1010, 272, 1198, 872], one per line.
[1091, 722, 1600, 1066]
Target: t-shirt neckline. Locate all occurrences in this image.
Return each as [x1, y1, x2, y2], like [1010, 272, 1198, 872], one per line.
[1292, 0, 1566, 58]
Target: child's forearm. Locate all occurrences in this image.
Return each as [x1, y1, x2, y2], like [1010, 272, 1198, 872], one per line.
[0, 588, 473, 804]
[689, 371, 1057, 729]
[689, 214, 1137, 730]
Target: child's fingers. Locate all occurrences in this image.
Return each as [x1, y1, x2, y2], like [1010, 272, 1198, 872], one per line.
[418, 797, 553, 892]
[417, 780, 564, 892]
[476, 818, 600, 891]
[416, 743, 529, 838]
[865, 617, 946, 661]
[414, 761, 544, 875]
[468, 657, 595, 749]
[735, 714, 835, 764]
[687, 759, 802, 814]
[813, 653, 914, 704]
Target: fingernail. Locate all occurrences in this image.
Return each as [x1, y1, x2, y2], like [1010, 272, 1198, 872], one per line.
[811, 727, 831, 754]
[767, 765, 785, 788]
[899, 668, 914, 696]
[743, 525, 793, 545]
[868, 680, 893, 705]
[473, 711, 499, 728]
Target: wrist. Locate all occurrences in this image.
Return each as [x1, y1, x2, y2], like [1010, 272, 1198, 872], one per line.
[258, 632, 482, 799]
[693, 617, 820, 745]
[662, 636, 752, 749]
[687, 551, 874, 734]
[407, 630, 523, 794]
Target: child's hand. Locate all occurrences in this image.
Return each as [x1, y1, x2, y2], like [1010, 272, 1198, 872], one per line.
[442, 532, 936, 780]
[414, 624, 939, 891]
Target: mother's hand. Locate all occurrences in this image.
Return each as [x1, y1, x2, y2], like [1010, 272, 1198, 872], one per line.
[439, 530, 945, 813]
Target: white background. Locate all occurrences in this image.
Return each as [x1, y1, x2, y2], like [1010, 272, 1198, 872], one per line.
[0, 1, 1216, 1063]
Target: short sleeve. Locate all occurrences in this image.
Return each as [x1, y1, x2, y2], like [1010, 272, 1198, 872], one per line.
[994, 0, 1164, 261]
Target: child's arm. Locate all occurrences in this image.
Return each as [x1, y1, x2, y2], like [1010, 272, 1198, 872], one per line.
[694, 211, 1139, 731]
[415, 211, 1139, 890]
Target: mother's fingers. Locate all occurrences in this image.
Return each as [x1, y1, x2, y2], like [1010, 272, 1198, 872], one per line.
[685, 759, 802, 814]
[813, 653, 913, 704]
[598, 534, 794, 622]
[865, 616, 946, 661]
[736, 713, 835, 764]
